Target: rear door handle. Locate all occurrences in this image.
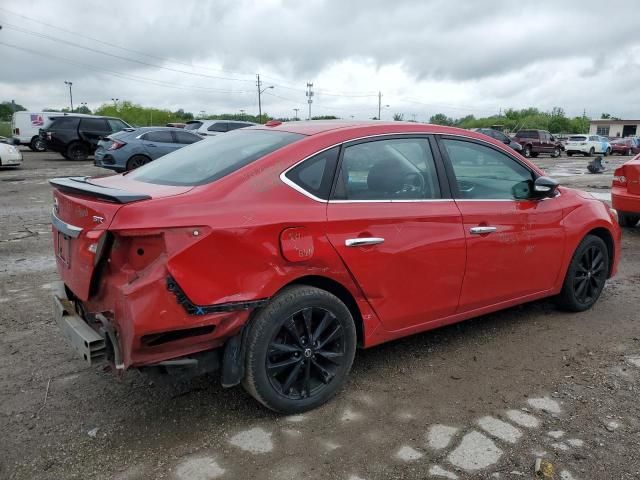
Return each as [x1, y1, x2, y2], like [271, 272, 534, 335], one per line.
[469, 226, 497, 235]
[345, 237, 385, 247]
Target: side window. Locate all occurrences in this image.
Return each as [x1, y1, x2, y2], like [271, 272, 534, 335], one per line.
[442, 139, 533, 200]
[79, 118, 108, 131]
[336, 138, 440, 200]
[227, 122, 250, 131]
[107, 119, 127, 132]
[174, 131, 202, 145]
[208, 122, 228, 132]
[141, 131, 174, 143]
[49, 117, 78, 130]
[285, 147, 340, 200]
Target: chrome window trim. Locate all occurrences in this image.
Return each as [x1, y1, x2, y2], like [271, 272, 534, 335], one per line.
[51, 210, 83, 238]
[279, 131, 540, 204]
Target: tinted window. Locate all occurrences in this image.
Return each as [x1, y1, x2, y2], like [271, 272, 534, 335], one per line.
[228, 122, 251, 131]
[80, 118, 108, 131]
[285, 147, 340, 200]
[107, 119, 128, 132]
[442, 139, 533, 200]
[336, 138, 440, 200]
[141, 131, 174, 143]
[516, 131, 537, 139]
[208, 122, 228, 132]
[174, 131, 202, 145]
[185, 121, 202, 131]
[569, 136, 587, 141]
[49, 117, 79, 129]
[129, 130, 303, 186]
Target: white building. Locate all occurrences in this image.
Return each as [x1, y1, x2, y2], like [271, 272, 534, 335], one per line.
[589, 119, 640, 138]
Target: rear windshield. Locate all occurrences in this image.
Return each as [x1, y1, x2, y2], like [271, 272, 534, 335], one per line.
[569, 136, 587, 141]
[184, 121, 202, 131]
[128, 129, 304, 186]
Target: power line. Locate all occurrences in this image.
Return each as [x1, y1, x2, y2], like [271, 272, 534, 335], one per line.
[0, 41, 254, 95]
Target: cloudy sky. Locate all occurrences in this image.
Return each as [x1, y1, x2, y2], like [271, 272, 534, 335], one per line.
[1, 0, 639, 121]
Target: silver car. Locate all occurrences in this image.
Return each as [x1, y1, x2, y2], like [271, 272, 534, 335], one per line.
[184, 120, 256, 137]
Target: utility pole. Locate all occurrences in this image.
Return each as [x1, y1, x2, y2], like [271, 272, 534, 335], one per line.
[378, 91, 382, 120]
[64, 81, 73, 112]
[306, 82, 314, 120]
[256, 74, 274, 124]
[293, 108, 299, 120]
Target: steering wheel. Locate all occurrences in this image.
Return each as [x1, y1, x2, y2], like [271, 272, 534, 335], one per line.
[396, 172, 425, 197]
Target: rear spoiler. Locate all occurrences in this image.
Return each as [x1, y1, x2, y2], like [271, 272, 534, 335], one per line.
[49, 177, 151, 204]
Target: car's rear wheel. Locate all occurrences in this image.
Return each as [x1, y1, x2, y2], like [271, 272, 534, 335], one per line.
[552, 147, 560, 158]
[556, 235, 609, 312]
[619, 213, 640, 228]
[126, 155, 151, 170]
[586, 147, 595, 157]
[30, 136, 46, 152]
[66, 142, 89, 161]
[606, 147, 611, 156]
[243, 285, 357, 414]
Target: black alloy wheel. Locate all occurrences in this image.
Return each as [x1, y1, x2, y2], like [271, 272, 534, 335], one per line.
[127, 155, 150, 170]
[243, 285, 357, 413]
[557, 235, 609, 312]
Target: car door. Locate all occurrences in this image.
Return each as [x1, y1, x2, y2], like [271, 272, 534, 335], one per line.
[79, 118, 110, 149]
[438, 136, 565, 312]
[325, 136, 466, 332]
[140, 130, 178, 159]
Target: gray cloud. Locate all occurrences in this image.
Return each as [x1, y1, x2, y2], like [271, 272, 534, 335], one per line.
[1, 0, 639, 119]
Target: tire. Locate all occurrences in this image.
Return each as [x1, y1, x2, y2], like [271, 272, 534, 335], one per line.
[586, 147, 594, 157]
[66, 142, 89, 161]
[567, 152, 573, 157]
[556, 235, 609, 312]
[126, 155, 151, 170]
[531, 152, 539, 158]
[606, 147, 611, 156]
[551, 147, 560, 158]
[523, 146, 532, 158]
[30, 136, 46, 152]
[243, 285, 357, 414]
[619, 213, 640, 228]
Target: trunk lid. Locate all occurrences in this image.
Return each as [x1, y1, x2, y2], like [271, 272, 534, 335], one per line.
[624, 157, 640, 195]
[50, 175, 192, 300]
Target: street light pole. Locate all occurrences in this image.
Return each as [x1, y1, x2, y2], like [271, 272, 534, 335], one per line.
[293, 108, 299, 120]
[64, 81, 73, 112]
[256, 74, 274, 124]
[111, 98, 119, 108]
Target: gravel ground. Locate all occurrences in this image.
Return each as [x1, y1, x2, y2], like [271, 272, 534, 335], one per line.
[1, 150, 639, 480]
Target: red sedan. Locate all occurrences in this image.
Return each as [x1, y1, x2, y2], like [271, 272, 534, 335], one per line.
[50, 121, 621, 413]
[611, 138, 640, 156]
[612, 155, 640, 227]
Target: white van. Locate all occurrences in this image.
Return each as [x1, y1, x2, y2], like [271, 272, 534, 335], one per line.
[11, 111, 48, 151]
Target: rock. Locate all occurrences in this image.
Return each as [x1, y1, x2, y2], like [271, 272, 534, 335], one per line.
[87, 428, 99, 438]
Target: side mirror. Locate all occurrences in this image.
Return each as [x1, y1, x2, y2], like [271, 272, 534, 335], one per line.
[533, 176, 559, 198]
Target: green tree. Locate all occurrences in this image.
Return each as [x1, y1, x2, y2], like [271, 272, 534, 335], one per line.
[75, 105, 92, 114]
[429, 113, 454, 126]
[0, 101, 27, 121]
[392, 113, 404, 121]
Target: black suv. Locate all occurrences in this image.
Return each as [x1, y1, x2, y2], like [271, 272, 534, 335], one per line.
[40, 115, 130, 161]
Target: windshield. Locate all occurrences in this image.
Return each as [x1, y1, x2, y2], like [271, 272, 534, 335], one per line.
[128, 129, 304, 186]
[569, 136, 587, 141]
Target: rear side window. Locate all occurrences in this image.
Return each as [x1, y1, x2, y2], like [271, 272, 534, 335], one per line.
[208, 122, 228, 132]
[141, 131, 174, 143]
[185, 121, 202, 131]
[49, 117, 78, 129]
[569, 136, 587, 141]
[129, 130, 304, 186]
[80, 118, 108, 131]
[107, 119, 128, 132]
[334, 138, 441, 200]
[174, 131, 202, 144]
[285, 147, 340, 200]
[228, 122, 251, 131]
[517, 131, 536, 139]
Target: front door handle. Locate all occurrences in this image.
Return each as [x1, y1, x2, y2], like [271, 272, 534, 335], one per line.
[469, 226, 497, 235]
[345, 237, 385, 247]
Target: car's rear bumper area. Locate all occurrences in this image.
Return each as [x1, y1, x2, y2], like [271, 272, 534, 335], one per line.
[612, 187, 640, 214]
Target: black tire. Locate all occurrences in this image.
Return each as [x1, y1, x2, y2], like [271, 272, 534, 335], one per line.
[567, 152, 573, 157]
[243, 285, 357, 414]
[606, 147, 611, 156]
[523, 146, 532, 158]
[619, 213, 640, 228]
[556, 235, 609, 312]
[30, 136, 46, 152]
[586, 147, 594, 157]
[126, 155, 151, 170]
[552, 147, 561, 158]
[66, 142, 89, 161]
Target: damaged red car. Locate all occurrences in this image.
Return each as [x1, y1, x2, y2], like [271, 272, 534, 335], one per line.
[51, 121, 621, 413]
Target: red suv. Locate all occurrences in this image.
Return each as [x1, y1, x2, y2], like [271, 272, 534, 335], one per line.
[50, 121, 620, 413]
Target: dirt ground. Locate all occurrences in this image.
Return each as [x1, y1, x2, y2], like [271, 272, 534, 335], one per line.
[1, 150, 639, 480]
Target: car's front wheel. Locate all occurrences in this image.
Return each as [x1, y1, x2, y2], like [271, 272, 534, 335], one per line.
[243, 285, 357, 414]
[556, 235, 609, 312]
[523, 146, 532, 158]
[30, 136, 46, 152]
[586, 147, 595, 157]
[126, 155, 151, 170]
[552, 147, 561, 158]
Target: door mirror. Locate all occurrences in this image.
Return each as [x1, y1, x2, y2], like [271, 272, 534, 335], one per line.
[533, 176, 559, 198]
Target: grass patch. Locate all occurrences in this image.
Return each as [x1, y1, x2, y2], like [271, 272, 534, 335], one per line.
[0, 121, 11, 138]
